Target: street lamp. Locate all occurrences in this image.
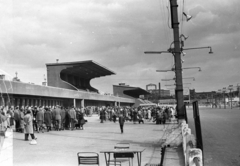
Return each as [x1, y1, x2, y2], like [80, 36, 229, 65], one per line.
[144, 51, 171, 54]
[228, 85, 233, 109]
[222, 87, 226, 109]
[237, 83, 240, 109]
[161, 78, 175, 81]
[162, 77, 195, 81]
[183, 77, 195, 81]
[182, 46, 213, 54]
[156, 67, 201, 72]
[182, 67, 201, 72]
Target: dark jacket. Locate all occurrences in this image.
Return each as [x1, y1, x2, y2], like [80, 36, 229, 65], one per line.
[119, 116, 125, 125]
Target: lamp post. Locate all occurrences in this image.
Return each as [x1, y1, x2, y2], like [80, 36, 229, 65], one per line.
[228, 85, 233, 109]
[237, 83, 240, 109]
[222, 87, 226, 109]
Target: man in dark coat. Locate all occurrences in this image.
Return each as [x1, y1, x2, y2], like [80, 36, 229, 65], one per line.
[36, 107, 44, 133]
[44, 108, 52, 132]
[14, 107, 20, 132]
[55, 106, 61, 131]
[118, 113, 125, 134]
[60, 107, 66, 130]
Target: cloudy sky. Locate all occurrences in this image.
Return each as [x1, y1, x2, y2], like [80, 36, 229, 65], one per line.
[0, 0, 239, 94]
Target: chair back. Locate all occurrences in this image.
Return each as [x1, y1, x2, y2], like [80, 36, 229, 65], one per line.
[114, 143, 130, 149]
[77, 152, 99, 166]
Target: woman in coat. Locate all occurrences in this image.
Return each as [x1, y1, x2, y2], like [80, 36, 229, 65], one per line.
[23, 110, 37, 141]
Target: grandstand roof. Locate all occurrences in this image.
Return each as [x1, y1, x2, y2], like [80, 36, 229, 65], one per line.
[46, 60, 115, 79]
[124, 87, 150, 98]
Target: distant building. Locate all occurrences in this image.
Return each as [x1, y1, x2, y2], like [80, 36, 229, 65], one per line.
[113, 83, 152, 107]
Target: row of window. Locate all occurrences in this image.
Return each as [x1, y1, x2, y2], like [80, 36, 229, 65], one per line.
[0, 96, 63, 108]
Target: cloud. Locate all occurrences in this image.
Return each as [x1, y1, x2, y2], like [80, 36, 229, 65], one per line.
[0, 0, 239, 93]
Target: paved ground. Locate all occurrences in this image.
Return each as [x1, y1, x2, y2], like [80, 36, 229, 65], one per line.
[187, 106, 240, 166]
[0, 114, 184, 166]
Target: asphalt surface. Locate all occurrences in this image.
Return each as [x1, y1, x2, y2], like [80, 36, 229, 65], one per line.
[187, 106, 240, 166]
[0, 114, 184, 166]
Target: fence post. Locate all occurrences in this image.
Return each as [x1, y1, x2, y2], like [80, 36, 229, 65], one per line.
[192, 100, 204, 165]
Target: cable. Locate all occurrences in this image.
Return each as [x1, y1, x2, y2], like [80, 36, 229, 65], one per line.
[180, 0, 185, 36]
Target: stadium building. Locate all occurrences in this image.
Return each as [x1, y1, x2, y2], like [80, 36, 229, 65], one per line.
[0, 60, 135, 108]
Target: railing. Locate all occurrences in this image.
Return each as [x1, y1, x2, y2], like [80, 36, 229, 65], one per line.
[160, 146, 166, 166]
[181, 101, 203, 166]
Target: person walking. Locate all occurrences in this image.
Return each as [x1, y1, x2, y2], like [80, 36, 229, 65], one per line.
[118, 113, 125, 134]
[23, 110, 37, 144]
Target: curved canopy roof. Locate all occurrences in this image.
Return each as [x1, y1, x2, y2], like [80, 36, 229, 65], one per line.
[124, 88, 150, 98]
[46, 60, 115, 79]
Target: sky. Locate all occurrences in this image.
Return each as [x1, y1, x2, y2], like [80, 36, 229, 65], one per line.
[0, 0, 240, 95]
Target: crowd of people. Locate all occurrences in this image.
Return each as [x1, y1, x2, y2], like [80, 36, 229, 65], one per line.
[0, 105, 88, 140]
[98, 105, 176, 125]
[0, 104, 176, 140]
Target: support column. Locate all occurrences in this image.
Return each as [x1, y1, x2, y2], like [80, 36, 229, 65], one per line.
[73, 98, 76, 107]
[81, 99, 85, 108]
[114, 101, 117, 106]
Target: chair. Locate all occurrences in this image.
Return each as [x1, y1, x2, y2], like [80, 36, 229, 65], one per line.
[109, 143, 133, 166]
[77, 152, 100, 166]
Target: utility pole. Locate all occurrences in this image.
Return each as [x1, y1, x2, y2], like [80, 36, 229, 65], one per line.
[170, 0, 185, 119]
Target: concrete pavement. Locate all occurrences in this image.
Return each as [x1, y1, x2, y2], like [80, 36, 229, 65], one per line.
[0, 115, 184, 166]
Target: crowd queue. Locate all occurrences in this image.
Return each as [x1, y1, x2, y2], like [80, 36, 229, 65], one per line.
[0, 104, 176, 140]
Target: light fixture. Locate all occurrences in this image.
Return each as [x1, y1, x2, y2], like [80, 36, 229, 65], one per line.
[179, 34, 189, 40]
[182, 46, 213, 54]
[209, 47, 213, 54]
[144, 51, 171, 54]
[182, 52, 186, 56]
[183, 12, 192, 22]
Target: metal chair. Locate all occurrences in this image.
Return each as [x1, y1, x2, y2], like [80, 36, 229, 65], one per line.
[77, 152, 100, 166]
[109, 143, 133, 166]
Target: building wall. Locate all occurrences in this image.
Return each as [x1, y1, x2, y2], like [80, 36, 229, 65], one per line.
[0, 80, 134, 107]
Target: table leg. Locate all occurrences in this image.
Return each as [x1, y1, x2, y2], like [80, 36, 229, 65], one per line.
[104, 153, 108, 166]
[136, 152, 142, 166]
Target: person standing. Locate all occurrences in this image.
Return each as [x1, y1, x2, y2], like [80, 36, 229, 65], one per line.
[69, 106, 76, 130]
[36, 107, 44, 133]
[23, 110, 37, 143]
[44, 108, 52, 132]
[79, 109, 85, 130]
[14, 107, 20, 132]
[55, 106, 61, 131]
[60, 107, 66, 130]
[118, 113, 125, 134]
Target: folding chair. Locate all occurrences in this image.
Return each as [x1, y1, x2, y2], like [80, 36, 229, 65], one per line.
[109, 143, 133, 166]
[77, 152, 100, 166]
